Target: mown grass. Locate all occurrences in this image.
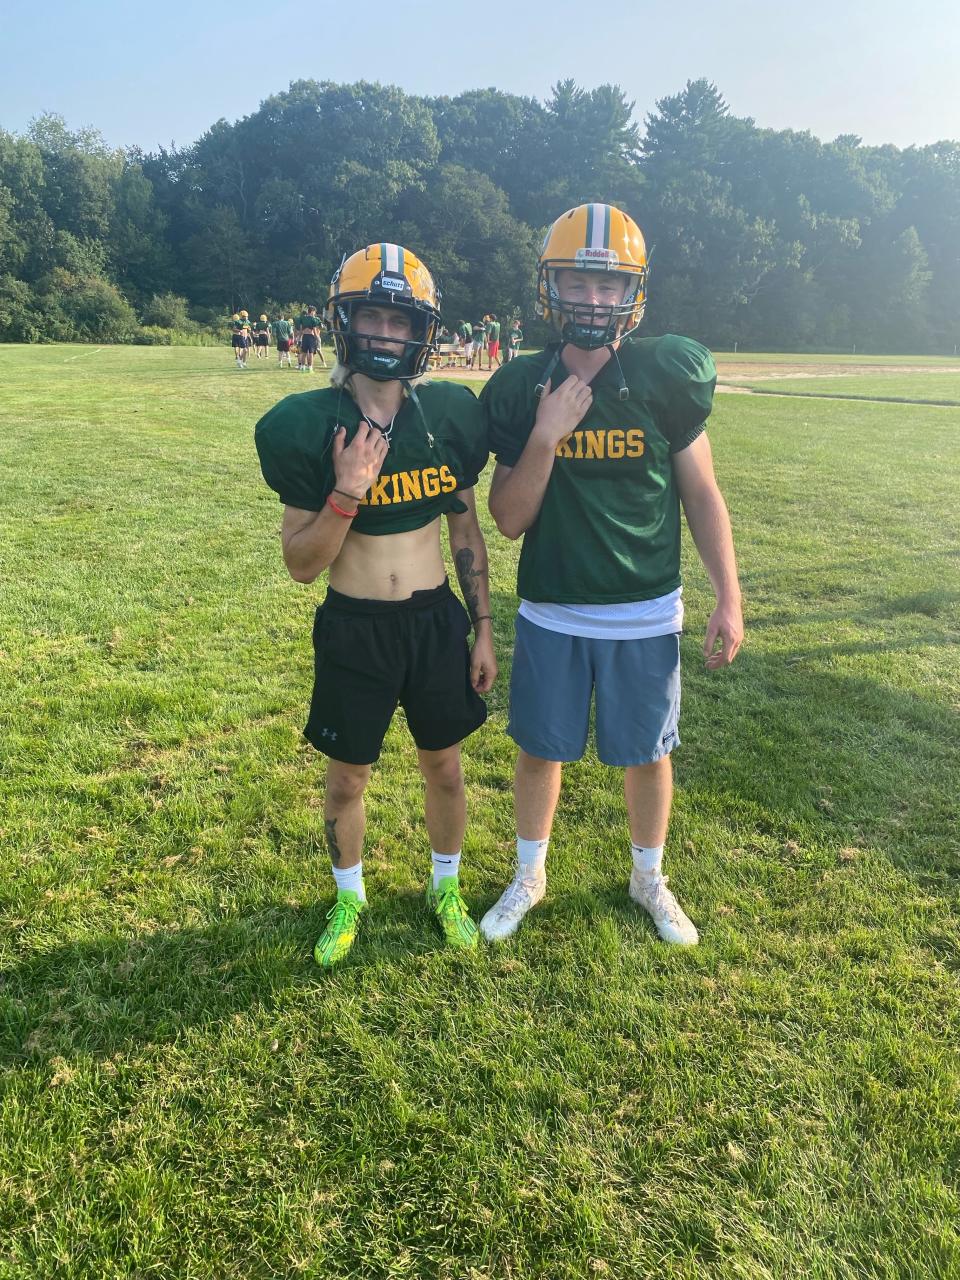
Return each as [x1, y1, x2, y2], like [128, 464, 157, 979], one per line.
[713, 352, 960, 367]
[1, 344, 959, 1279]
[722, 372, 960, 406]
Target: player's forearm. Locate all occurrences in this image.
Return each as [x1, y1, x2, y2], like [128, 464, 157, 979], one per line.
[448, 522, 492, 628]
[488, 439, 558, 539]
[282, 509, 353, 583]
[681, 486, 742, 604]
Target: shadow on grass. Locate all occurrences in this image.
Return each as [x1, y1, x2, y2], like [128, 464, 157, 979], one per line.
[488, 587, 957, 887]
[0, 888, 481, 1069]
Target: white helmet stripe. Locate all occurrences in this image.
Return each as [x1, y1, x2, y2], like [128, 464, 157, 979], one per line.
[383, 243, 401, 274]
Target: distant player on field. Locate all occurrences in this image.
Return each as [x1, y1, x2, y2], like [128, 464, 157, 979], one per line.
[485, 313, 501, 370]
[470, 318, 486, 370]
[504, 318, 522, 363]
[230, 312, 245, 367]
[297, 305, 324, 373]
[271, 314, 294, 367]
[255, 314, 270, 360]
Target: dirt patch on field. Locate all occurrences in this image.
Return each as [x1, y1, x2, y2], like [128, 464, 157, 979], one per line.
[715, 362, 960, 381]
[428, 361, 960, 385]
[428, 365, 492, 381]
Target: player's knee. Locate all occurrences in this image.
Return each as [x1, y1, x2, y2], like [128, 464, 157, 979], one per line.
[419, 751, 463, 793]
[325, 764, 369, 806]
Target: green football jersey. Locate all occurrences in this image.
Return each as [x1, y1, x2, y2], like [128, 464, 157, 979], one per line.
[480, 335, 716, 604]
[271, 319, 292, 341]
[508, 326, 523, 349]
[255, 382, 488, 535]
[298, 313, 320, 331]
[486, 321, 501, 342]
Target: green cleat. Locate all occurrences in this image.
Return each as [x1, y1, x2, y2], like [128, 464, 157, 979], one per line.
[313, 891, 365, 968]
[426, 876, 479, 950]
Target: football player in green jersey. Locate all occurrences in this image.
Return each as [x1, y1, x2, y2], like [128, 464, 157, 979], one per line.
[255, 243, 497, 967]
[480, 203, 743, 948]
[254, 314, 270, 359]
[484, 314, 501, 370]
[271, 315, 294, 367]
[504, 318, 523, 363]
[230, 312, 245, 366]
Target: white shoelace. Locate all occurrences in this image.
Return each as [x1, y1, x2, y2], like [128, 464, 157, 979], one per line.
[498, 872, 543, 915]
[636, 874, 684, 923]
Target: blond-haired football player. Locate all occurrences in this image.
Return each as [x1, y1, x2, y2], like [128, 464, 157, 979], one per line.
[256, 244, 497, 966]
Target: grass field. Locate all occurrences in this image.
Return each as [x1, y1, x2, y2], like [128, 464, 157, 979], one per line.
[720, 373, 960, 406]
[713, 352, 960, 367]
[1, 344, 959, 1279]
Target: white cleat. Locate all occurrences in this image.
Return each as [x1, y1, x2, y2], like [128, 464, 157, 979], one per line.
[629, 872, 699, 946]
[480, 870, 546, 942]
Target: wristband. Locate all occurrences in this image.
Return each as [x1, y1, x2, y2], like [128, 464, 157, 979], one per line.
[326, 494, 358, 519]
[473, 614, 493, 627]
[334, 487, 364, 502]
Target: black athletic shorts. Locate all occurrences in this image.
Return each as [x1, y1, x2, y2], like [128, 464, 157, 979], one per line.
[256, 333, 268, 346]
[231, 334, 244, 348]
[300, 332, 318, 354]
[277, 338, 291, 352]
[304, 581, 487, 764]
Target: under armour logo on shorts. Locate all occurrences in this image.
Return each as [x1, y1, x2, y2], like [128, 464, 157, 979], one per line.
[319, 727, 338, 741]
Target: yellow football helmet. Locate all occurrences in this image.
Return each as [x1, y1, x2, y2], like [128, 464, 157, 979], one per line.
[231, 313, 240, 322]
[327, 242, 441, 380]
[259, 314, 267, 322]
[537, 203, 648, 349]
[239, 309, 248, 318]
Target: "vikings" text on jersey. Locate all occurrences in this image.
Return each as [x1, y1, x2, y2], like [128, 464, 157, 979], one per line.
[359, 464, 459, 506]
[554, 428, 645, 460]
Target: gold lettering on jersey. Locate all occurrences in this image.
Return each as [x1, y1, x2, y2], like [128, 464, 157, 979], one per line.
[554, 428, 645, 460]
[360, 464, 458, 506]
[400, 471, 423, 502]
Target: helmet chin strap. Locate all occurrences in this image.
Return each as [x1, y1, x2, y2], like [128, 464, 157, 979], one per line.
[342, 370, 436, 451]
[610, 346, 629, 402]
[534, 347, 564, 400]
[534, 340, 629, 402]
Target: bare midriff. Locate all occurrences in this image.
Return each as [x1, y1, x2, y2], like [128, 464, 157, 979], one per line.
[328, 519, 446, 600]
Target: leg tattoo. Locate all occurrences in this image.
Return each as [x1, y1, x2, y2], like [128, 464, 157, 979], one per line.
[324, 818, 344, 867]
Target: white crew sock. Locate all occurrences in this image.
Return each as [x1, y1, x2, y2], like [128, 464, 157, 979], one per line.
[517, 837, 549, 877]
[631, 843, 664, 880]
[332, 861, 366, 901]
[432, 851, 461, 888]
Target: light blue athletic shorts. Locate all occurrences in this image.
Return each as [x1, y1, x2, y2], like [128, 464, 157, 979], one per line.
[507, 614, 681, 766]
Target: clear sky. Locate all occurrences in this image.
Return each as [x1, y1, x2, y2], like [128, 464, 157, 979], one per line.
[3, 0, 959, 152]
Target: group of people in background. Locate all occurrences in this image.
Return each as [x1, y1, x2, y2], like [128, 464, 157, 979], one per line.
[232, 307, 523, 374]
[443, 315, 523, 369]
[228, 308, 329, 371]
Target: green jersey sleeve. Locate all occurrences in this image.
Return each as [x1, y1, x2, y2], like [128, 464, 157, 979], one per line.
[254, 394, 332, 511]
[479, 357, 539, 468]
[656, 335, 717, 451]
[442, 383, 488, 489]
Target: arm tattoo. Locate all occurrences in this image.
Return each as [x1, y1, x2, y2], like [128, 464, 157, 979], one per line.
[324, 818, 344, 867]
[455, 546, 482, 624]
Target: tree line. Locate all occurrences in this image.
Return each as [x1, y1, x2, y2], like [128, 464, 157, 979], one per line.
[1, 78, 958, 352]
